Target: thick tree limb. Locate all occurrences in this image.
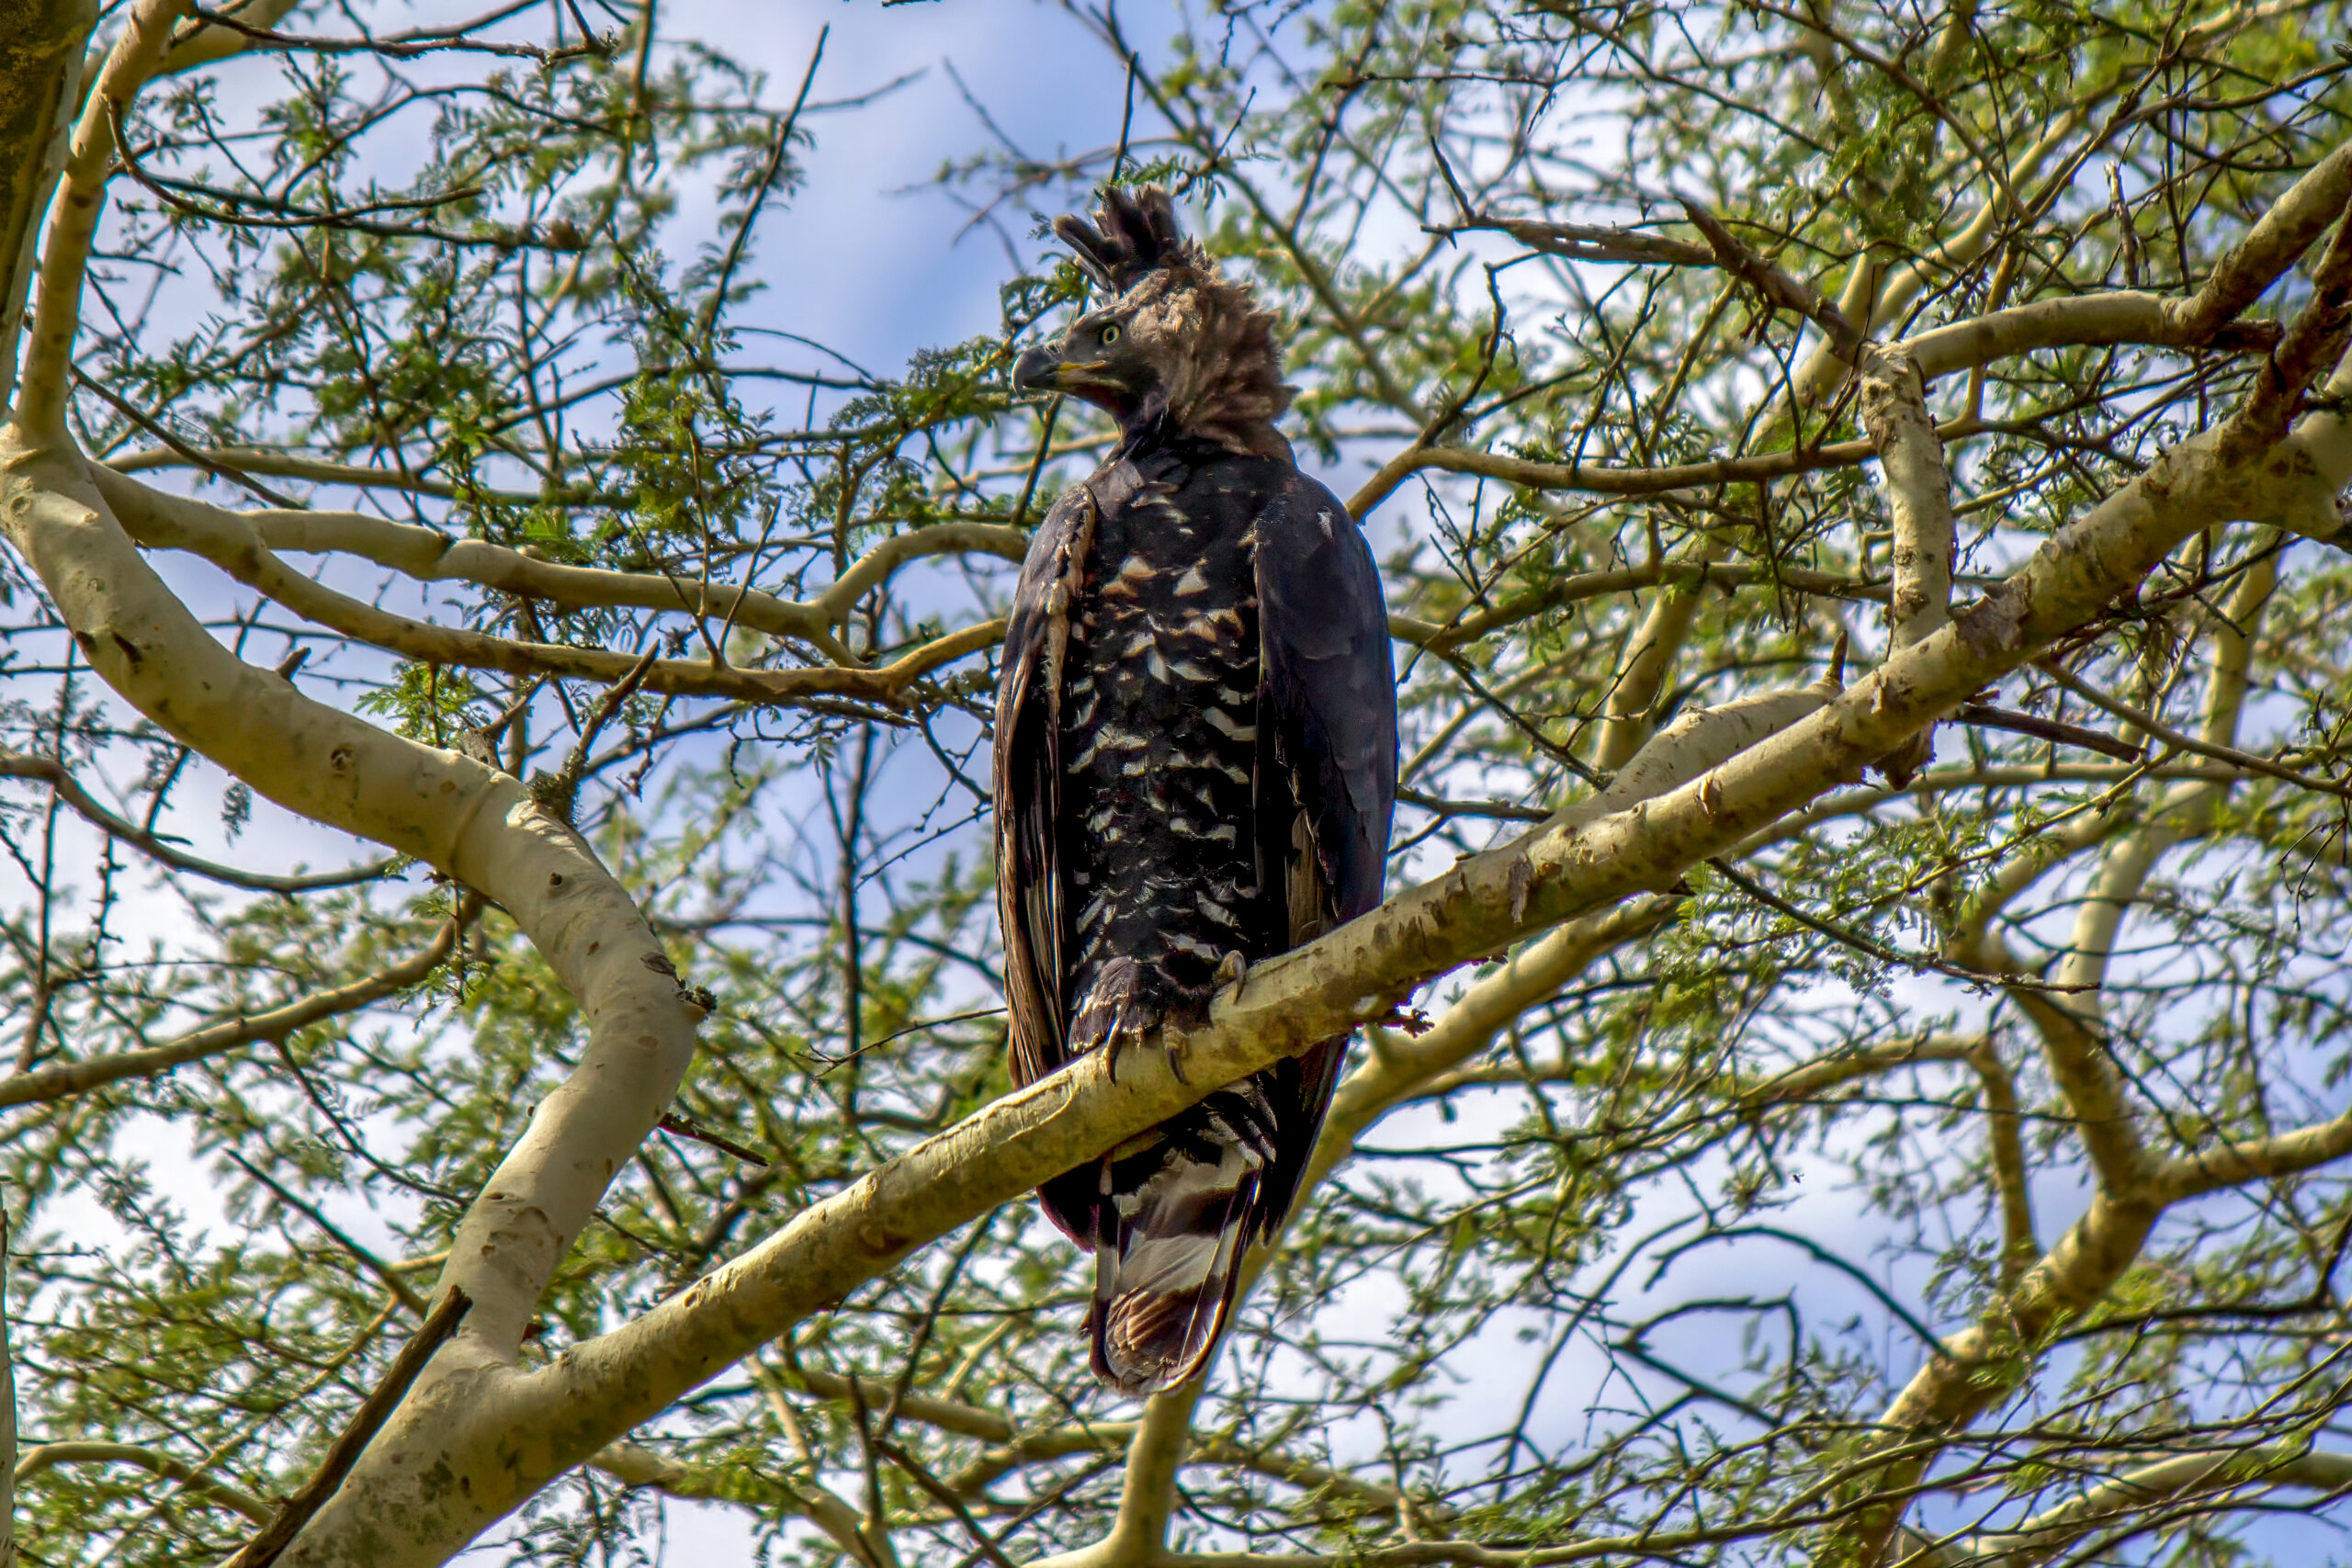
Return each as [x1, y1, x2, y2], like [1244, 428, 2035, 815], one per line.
[1859, 344, 1956, 782]
[0, 429, 709, 1539]
[0, 0, 95, 420]
[1898, 290, 2279, 379]
[2158, 1104, 2352, 1199]
[2175, 141, 2352, 342]
[15, 0, 190, 439]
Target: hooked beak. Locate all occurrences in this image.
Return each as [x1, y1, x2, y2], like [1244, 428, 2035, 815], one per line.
[1014, 343, 1124, 394]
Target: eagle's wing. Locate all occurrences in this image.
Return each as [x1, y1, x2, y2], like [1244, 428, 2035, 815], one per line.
[1256, 468, 1397, 931]
[1250, 468, 1397, 1227]
[993, 483, 1098, 1089]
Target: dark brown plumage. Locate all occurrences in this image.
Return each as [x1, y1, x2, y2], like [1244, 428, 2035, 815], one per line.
[995, 187, 1397, 1395]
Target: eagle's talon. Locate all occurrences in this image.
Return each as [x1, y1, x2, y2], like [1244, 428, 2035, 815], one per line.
[1164, 1035, 1191, 1086]
[1214, 950, 1247, 998]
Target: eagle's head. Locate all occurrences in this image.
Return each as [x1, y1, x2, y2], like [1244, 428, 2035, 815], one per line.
[1015, 186, 1294, 460]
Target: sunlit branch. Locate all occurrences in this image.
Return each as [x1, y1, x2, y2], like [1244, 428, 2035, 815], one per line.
[102, 445, 622, 507]
[1962, 1446, 2352, 1568]
[0, 0, 93, 423]
[99, 467, 1024, 674]
[88, 464, 970, 709]
[15, 0, 190, 438]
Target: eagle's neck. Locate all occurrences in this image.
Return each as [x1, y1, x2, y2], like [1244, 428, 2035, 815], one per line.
[1179, 409, 1294, 462]
[1148, 295, 1295, 461]
[1118, 404, 1292, 465]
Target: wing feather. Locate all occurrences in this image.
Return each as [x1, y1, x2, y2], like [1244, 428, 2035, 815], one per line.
[993, 484, 1100, 1089]
[1251, 469, 1398, 1232]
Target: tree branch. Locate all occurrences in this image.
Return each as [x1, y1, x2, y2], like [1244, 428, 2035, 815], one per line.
[0, 750, 398, 892]
[220, 1286, 470, 1568]
[14, 0, 189, 438]
[0, 0, 96, 423]
[11, 1440, 273, 1525]
[0, 1207, 13, 1568]
[1965, 1446, 2352, 1568]
[1591, 536, 1728, 773]
[0, 428, 714, 1559]
[1859, 344, 1956, 782]
[212, 494, 1027, 664]
[88, 465, 977, 709]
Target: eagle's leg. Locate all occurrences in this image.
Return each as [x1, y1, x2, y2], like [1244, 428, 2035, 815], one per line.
[1071, 954, 1166, 1084]
[1160, 950, 1246, 1084]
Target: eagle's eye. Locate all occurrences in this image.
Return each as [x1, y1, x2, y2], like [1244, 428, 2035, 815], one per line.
[1099, 322, 1121, 345]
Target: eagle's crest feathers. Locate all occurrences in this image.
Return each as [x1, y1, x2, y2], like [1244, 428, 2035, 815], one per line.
[1052, 185, 1196, 292]
[1046, 186, 1295, 458]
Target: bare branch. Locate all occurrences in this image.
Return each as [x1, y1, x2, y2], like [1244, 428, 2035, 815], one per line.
[0, 0, 95, 422]
[15, 0, 189, 438]
[1968, 1447, 2352, 1568]
[89, 465, 973, 709]
[0, 750, 397, 891]
[0, 893, 477, 1111]
[220, 1286, 470, 1568]
[1858, 344, 1956, 784]
[12, 1440, 273, 1525]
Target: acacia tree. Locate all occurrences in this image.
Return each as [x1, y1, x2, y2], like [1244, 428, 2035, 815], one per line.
[3, 0, 2352, 1563]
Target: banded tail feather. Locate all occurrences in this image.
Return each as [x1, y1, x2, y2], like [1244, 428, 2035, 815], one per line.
[1089, 1086, 1279, 1394]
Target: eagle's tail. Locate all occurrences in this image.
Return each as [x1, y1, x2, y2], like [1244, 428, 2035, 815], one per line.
[1088, 1088, 1277, 1395]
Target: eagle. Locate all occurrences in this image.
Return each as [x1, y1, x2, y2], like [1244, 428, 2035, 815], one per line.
[993, 186, 1397, 1395]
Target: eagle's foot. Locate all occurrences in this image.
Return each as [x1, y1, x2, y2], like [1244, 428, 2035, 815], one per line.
[1213, 949, 1247, 999]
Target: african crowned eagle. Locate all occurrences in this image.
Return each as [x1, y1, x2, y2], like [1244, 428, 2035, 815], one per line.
[993, 186, 1397, 1395]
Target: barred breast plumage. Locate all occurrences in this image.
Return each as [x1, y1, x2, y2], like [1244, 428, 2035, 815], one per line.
[1062, 472, 1269, 1052]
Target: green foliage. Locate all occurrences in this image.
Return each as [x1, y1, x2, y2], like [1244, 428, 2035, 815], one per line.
[7, 0, 2352, 1564]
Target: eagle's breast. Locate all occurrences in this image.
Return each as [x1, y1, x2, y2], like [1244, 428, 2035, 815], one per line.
[1058, 454, 1276, 1047]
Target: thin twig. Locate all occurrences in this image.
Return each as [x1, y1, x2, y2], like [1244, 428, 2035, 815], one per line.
[1955, 703, 2142, 762]
[1710, 857, 2097, 993]
[2041, 662, 2352, 801]
[219, 1287, 471, 1568]
[656, 1111, 769, 1167]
